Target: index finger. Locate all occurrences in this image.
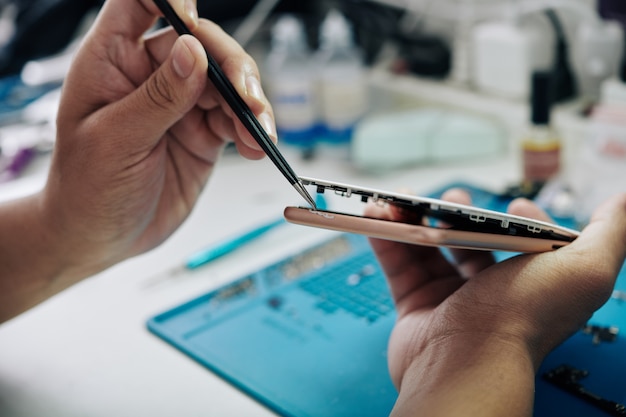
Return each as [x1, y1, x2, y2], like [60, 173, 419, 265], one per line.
[96, 0, 198, 41]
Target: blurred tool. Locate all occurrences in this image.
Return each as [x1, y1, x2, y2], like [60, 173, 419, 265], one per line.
[0, 146, 35, 183]
[0, 75, 59, 125]
[142, 194, 328, 288]
[185, 218, 285, 270]
[185, 193, 327, 270]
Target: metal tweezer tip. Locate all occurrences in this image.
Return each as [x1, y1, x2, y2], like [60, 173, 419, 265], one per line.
[294, 181, 317, 209]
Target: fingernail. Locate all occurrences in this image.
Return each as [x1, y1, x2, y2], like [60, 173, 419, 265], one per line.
[258, 112, 276, 140]
[185, 0, 198, 25]
[172, 38, 196, 79]
[245, 75, 264, 102]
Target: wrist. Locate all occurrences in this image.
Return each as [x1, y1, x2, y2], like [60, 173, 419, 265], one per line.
[0, 193, 73, 321]
[40, 186, 115, 283]
[392, 331, 535, 417]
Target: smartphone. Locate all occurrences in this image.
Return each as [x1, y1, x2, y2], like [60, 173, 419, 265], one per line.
[283, 177, 580, 253]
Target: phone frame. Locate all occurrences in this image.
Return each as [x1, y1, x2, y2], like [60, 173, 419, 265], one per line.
[284, 176, 580, 253]
[284, 207, 573, 253]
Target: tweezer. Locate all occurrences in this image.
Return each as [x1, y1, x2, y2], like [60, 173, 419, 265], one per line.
[153, 0, 316, 209]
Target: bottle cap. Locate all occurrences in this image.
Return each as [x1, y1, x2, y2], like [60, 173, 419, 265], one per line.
[271, 15, 306, 48]
[319, 10, 353, 49]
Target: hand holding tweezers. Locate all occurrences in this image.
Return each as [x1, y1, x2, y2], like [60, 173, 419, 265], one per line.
[152, 0, 316, 208]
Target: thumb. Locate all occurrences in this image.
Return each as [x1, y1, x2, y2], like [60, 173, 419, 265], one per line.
[111, 35, 208, 150]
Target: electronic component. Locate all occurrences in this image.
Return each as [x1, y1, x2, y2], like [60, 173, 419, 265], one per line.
[271, 235, 353, 282]
[543, 365, 626, 416]
[582, 323, 619, 345]
[212, 276, 256, 304]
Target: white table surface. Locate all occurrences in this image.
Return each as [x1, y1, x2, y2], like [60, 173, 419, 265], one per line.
[0, 74, 584, 416]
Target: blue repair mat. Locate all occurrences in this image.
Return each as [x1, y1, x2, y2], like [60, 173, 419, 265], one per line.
[147, 182, 626, 417]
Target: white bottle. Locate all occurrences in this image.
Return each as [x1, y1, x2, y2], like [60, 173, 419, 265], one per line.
[316, 10, 368, 155]
[264, 15, 317, 149]
[572, 20, 624, 102]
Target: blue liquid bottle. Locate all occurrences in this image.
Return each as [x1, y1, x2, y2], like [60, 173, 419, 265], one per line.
[264, 15, 318, 151]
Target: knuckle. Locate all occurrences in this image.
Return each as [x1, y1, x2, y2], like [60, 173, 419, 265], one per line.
[145, 70, 176, 109]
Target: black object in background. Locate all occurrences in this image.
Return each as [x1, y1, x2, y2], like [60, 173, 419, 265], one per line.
[544, 9, 576, 103]
[598, 0, 626, 26]
[393, 33, 451, 78]
[198, 0, 314, 25]
[0, 0, 103, 77]
[0, 0, 405, 77]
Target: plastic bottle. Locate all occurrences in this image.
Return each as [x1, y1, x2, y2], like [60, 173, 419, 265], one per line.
[572, 20, 623, 102]
[264, 15, 317, 150]
[315, 10, 368, 157]
[521, 71, 561, 186]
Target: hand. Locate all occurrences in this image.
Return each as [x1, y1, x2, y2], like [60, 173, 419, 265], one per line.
[365, 189, 626, 416]
[42, 0, 276, 276]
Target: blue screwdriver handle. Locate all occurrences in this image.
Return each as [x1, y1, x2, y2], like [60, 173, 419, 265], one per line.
[185, 218, 285, 269]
